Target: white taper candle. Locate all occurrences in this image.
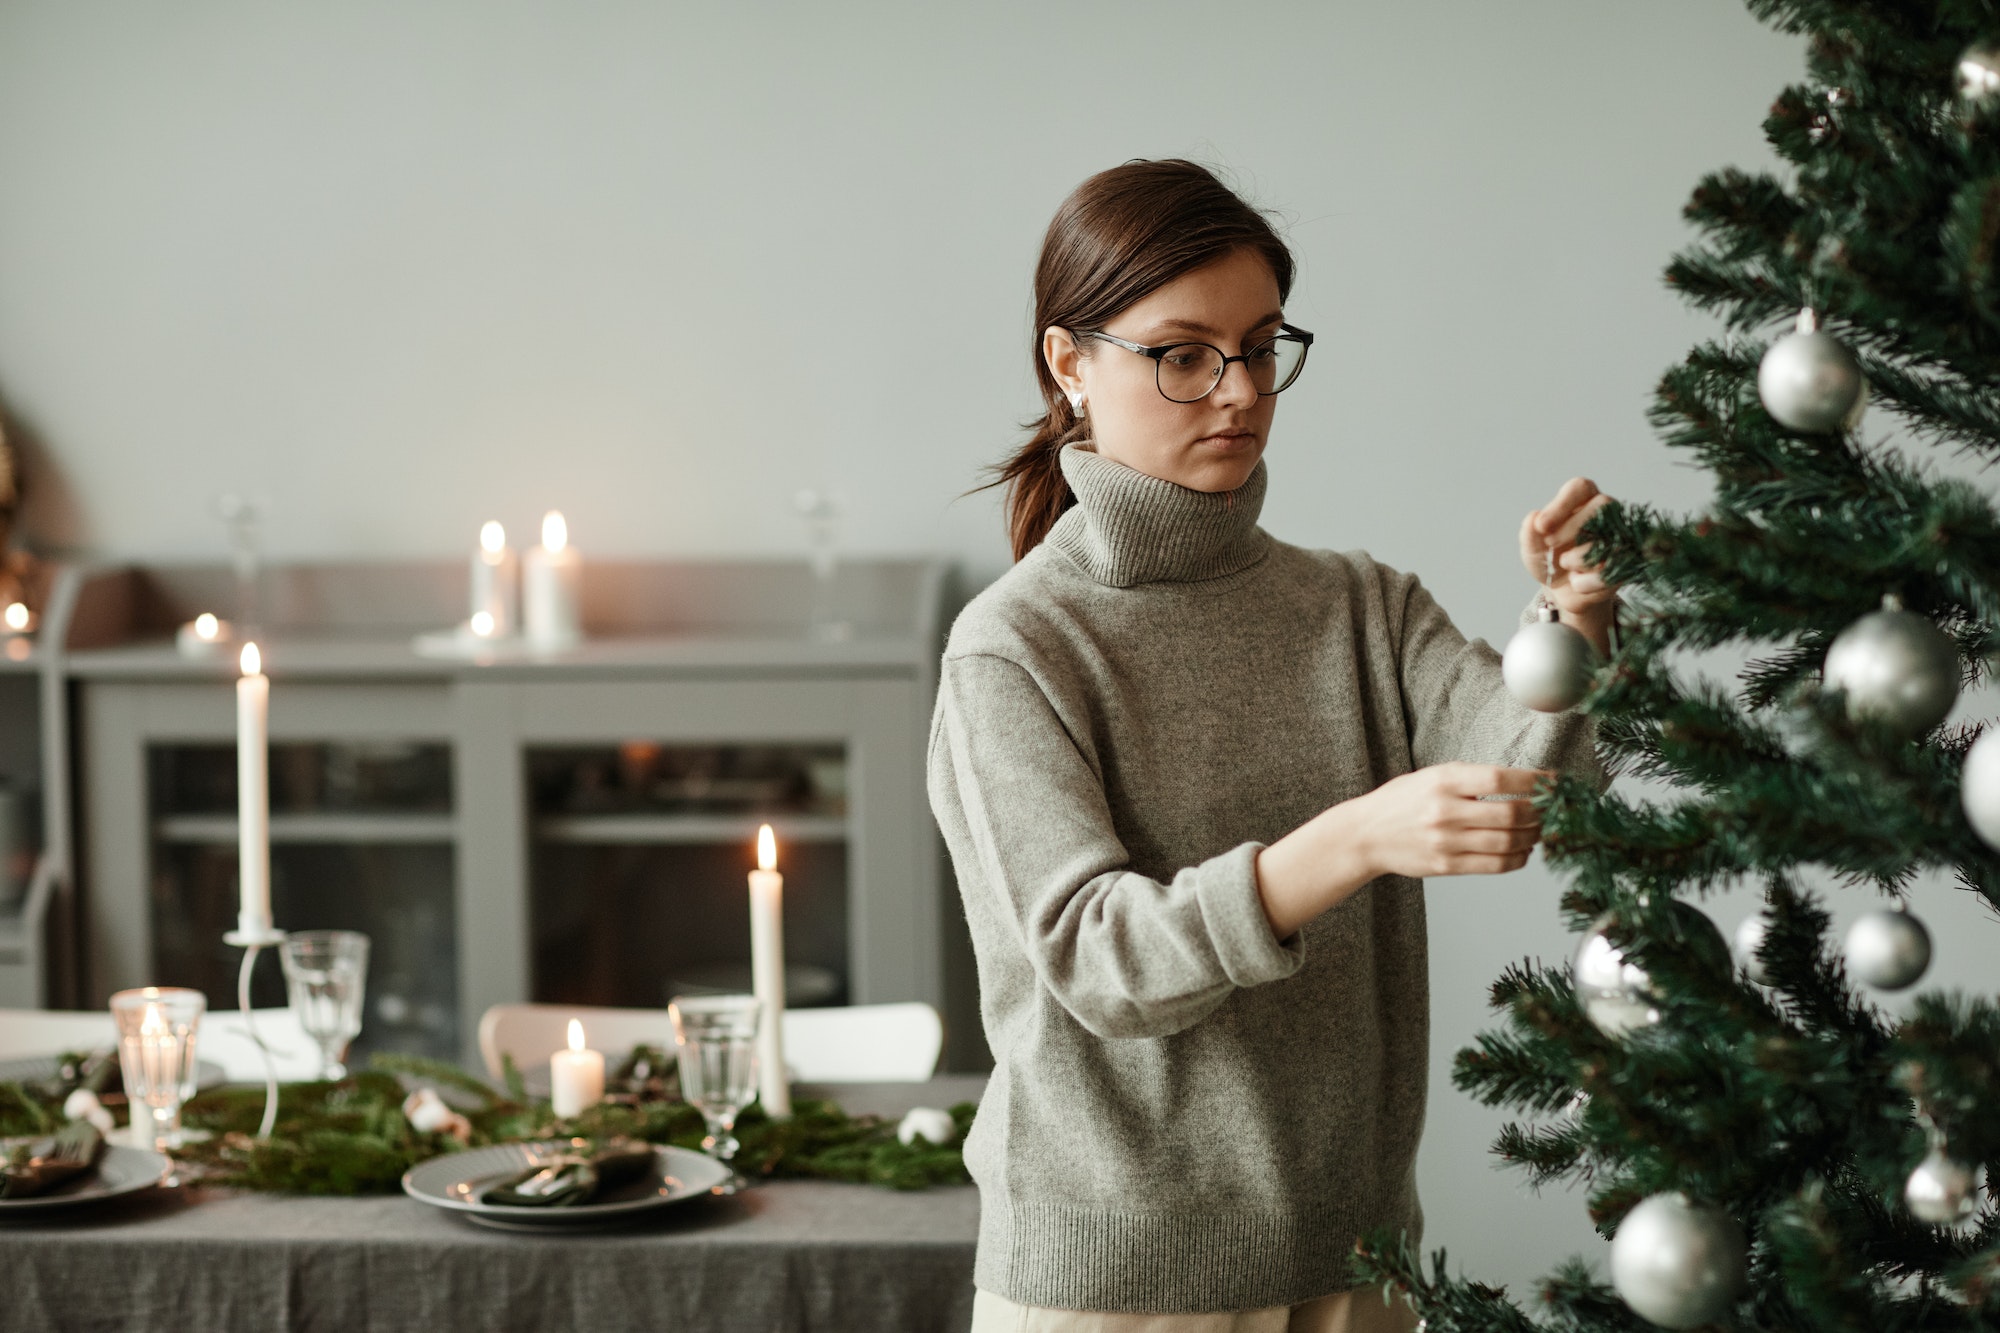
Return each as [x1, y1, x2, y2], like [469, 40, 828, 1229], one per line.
[236, 642, 272, 938]
[469, 520, 518, 636]
[748, 823, 790, 1117]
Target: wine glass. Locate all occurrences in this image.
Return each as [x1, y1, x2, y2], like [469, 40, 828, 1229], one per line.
[280, 930, 370, 1080]
[109, 987, 205, 1150]
[668, 994, 760, 1181]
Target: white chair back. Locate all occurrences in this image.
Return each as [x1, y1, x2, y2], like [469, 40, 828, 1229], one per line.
[0, 1006, 321, 1083]
[478, 1001, 943, 1084]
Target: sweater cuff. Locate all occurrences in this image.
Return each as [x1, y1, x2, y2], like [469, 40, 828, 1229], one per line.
[1196, 842, 1305, 989]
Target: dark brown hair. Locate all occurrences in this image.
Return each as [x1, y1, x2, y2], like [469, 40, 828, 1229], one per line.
[990, 159, 1295, 561]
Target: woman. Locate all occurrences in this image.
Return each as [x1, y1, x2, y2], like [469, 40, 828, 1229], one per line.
[929, 159, 1616, 1333]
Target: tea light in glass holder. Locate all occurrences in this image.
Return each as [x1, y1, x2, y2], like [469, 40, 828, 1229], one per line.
[109, 986, 206, 1150]
[175, 612, 235, 659]
[2, 602, 33, 660]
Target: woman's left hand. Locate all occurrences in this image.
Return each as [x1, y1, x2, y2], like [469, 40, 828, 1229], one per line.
[1519, 477, 1619, 619]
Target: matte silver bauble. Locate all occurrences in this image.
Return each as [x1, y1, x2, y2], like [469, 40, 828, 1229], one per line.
[1574, 904, 1729, 1038]
[1609, 1192, 1748, 1329]
[1503, 606, 1594, 713]
[1822, 600, 1959, 735]
[1757, 314, 1866, 433]
[1960, 728, 2000, 851]
[1733, 911, 1773, 985]
[1905, 1148, 1982, 1225]
[1959, 42, 2000, 103]
[1843, 905, 1931, 990]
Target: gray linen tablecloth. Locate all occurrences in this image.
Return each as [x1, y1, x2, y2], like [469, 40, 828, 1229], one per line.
[0, 1076, 986, 1333]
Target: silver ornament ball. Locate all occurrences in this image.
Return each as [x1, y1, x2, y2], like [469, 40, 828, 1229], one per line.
[1609, 1192, 1748, 1329]
[1733, 911, 1773, 985]
[1757, 328, 1866, 433]
[1823, 603, 1959, 735]
[1906, 1148, 1983, 1226]
[1503, 608, 1594, 713]
[1959, 42, 2000, 103]
[1960, 728, 2000, 851]
[1843, 906, 1931, 990]
[1574, 904, 1729, 1039]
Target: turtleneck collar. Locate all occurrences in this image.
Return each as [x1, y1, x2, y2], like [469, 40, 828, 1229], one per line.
[1044, 442, 1271, 588]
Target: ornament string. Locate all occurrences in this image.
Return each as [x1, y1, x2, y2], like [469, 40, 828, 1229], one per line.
[235, 943, 281, 1140]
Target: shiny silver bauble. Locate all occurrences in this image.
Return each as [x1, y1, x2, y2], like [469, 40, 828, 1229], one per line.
[1959, 42, 2000, 103]
[1758, 326, 1866, 433]
[1960, 728, 2000, 851]
[1503, 607, 1594, 713]
[1906, 1148, 1984, 1226]
[1822, 602, 1959, 735]
[1609, 1192, 1748, 1329]
[1574, 904, 1729, 1038]
[1732, 911, 1773, 985]
[1904, 1144, 1984, 1216]
[1843, 906, 1931, 990]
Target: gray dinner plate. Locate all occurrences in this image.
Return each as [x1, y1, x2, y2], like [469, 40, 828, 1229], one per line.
[0, 1144, 174, 1214]
[402, 1140, 731, 1231]
[0, 1052, 227, 1094]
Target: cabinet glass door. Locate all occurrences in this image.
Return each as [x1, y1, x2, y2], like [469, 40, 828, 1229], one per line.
[147, 741, 459, 1060]
[527, 742, 849, 1009]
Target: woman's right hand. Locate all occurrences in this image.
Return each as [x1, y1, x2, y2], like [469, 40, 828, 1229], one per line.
[1351, 763, 1549, 880]
[1256, 763, 1552, 937]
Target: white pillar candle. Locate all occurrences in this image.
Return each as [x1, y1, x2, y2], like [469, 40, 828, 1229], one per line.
[523, 510, 583, 651]
[468, 521, 519, 637]
[748, 823, 790, 1118]
[550, 1018, 605, 1119]
[236, 642, 273, 939]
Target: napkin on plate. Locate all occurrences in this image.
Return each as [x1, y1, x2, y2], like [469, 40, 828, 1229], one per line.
[1, 1121, 105, 1199]
[480, 1138, 655, 1208]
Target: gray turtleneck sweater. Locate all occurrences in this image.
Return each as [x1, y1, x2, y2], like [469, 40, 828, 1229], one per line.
[928, 444, 1601, 1314]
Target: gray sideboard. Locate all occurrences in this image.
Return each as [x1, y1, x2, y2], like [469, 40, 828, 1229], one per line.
[21, 557, 978, 1068]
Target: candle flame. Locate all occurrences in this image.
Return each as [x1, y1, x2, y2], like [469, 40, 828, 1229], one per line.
[543, 510, 568, 554]
[480, 520, 506, 555]
[140, 1002, 167, 1036]
[757, 823, 777, 871]
[240, 642, 262, 676]
[469, 610, 495, 638]
[195, 612, 219, 640]
[2, 602, 28, 631]
[567, 1018, 586, 1052]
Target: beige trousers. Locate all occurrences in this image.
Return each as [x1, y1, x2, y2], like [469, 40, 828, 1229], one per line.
[970, 1287, 1420, 1333]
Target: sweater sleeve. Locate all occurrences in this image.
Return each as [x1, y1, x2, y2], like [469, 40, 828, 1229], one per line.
[1391, 571, 1606, 786]
[930, 651, 1304, 1041]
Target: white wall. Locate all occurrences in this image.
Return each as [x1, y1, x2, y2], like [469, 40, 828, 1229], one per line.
[4, 0, 1994, 1303]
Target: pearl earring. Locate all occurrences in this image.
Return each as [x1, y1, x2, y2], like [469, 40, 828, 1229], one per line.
[1068, 392, 1085, 411]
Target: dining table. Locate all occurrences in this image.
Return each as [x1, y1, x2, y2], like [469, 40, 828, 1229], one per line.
[0, 1076, 986, 1333]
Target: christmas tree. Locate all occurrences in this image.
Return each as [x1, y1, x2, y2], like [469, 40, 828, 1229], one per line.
[1356, 4, 2000, 1328]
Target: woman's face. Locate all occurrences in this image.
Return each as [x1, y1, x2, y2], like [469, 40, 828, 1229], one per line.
[1044, 247, 1283, 493]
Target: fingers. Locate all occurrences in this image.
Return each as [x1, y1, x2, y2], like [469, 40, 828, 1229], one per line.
[1442, 764, 1555, 798]
[1543, 492, 1611, 552]
[1443, 850, 1535, 876]
[1518, 511, 1549, 584]
[1532, 478, 1601, 537]
[1460, 798, 1544, 831]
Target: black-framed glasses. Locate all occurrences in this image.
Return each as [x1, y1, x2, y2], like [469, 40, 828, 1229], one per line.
[1074, 322, 1314, 403]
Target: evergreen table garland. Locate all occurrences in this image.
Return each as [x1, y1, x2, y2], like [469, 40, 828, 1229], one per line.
[0, 1048, 974, 1196]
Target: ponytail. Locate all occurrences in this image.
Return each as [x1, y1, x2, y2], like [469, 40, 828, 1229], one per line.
[992, 389, 1089, 562]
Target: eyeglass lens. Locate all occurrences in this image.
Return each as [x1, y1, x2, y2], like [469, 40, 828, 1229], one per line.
[1157, 338, 1308, 403]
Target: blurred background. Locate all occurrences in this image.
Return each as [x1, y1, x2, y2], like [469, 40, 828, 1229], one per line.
[1, 0, 1992, 1299]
